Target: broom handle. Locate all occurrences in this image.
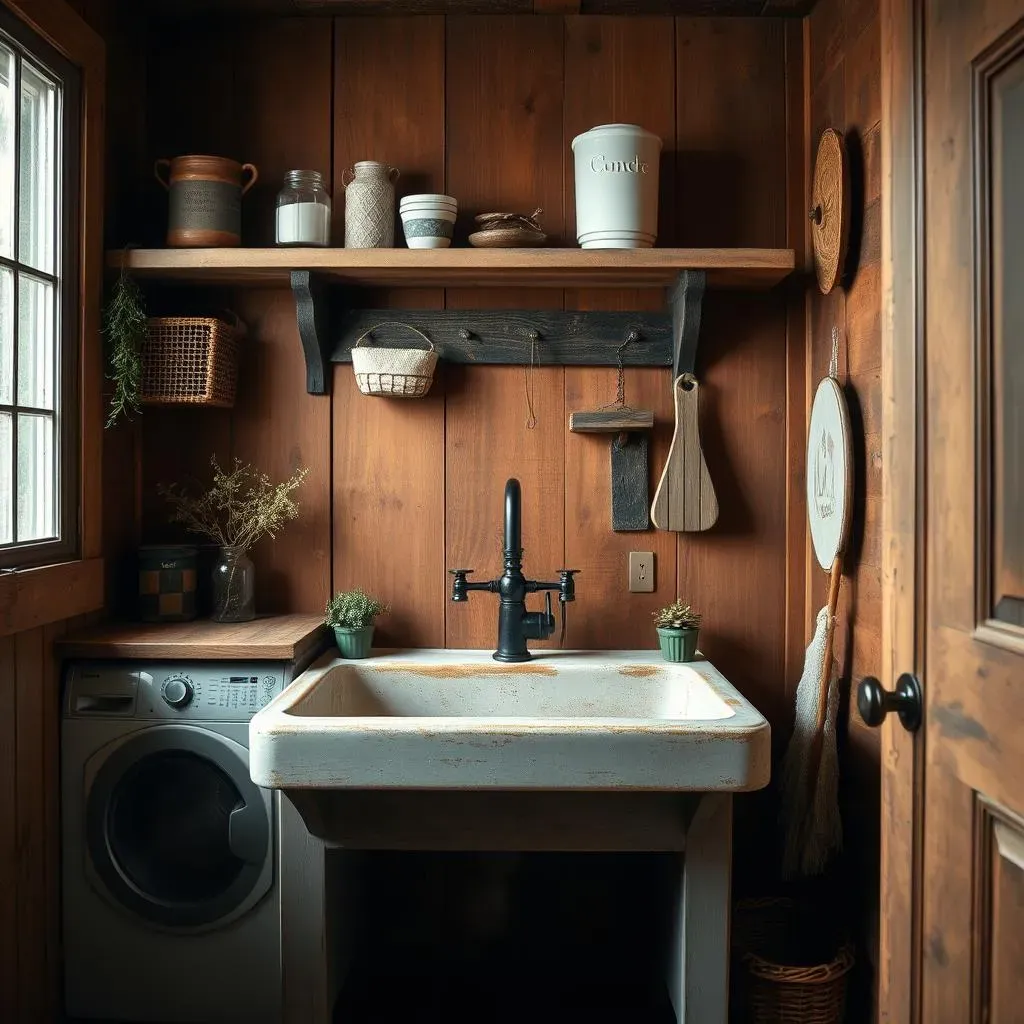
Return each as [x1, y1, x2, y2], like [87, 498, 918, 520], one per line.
[805, 555, 843, 793]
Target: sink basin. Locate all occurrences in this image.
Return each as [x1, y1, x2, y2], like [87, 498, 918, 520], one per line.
[250, 649, 769, 791]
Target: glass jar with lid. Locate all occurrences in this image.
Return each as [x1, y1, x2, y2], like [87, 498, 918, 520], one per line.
[275, 169, 332, 247]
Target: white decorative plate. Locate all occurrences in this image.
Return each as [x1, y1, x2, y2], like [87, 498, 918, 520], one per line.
[807, 376, 853, 570]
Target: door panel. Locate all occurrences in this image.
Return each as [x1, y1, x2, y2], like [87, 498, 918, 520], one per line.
[979, 802, 1024, 1019]
[922, 1, 1024, 1022]
[988, 43, 1024, 630]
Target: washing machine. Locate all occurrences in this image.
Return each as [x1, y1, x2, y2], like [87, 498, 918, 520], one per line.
[62, 659, 308, 1024]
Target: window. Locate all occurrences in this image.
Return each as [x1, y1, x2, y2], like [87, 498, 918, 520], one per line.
[0, 7, 80, 569]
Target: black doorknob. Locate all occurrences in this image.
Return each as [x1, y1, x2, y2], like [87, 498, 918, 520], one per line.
[857, 673, 922, 732]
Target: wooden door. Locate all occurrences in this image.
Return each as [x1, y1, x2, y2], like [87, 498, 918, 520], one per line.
[876, 0, 1024, 1019]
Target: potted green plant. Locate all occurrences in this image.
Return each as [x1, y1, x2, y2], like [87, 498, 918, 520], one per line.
[160, 456, 308, 623]
[325, 588, 389, 659]
[653, 600, 702, 663]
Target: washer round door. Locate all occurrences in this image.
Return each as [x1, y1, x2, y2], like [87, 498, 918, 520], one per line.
[86, 725, 271, 929]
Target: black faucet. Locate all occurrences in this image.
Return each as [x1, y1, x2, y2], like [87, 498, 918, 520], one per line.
[450, 478, 578, 662]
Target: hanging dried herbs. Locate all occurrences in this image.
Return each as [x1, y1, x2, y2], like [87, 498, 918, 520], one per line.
[104, 259, 147, 428]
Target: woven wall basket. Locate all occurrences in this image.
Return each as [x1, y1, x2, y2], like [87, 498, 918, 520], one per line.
[351, 322, 438, 398]
[141, 315, 241, 407]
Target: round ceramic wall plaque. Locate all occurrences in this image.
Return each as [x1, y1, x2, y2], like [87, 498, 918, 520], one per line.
[807, 375, 853, 570]
[810, 128, 850, 295]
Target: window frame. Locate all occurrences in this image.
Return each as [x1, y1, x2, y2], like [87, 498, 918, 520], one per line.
[0, 0, 104, 637]
[0, 2, 81, 569]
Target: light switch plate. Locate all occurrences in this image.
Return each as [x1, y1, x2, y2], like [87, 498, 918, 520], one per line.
[628, 551, 655, 593]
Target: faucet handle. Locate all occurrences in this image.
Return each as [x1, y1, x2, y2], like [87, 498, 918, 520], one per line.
[449, 568, 474, 602]
[557, 569, 579, 602]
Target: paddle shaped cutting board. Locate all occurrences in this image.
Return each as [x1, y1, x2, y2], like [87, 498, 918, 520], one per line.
[651, 374, 718, 532]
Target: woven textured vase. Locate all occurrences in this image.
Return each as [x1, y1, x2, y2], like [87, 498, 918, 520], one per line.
[344, 161, 398, 248]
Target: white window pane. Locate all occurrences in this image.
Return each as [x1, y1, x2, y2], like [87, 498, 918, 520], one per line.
[17, 272, 52, 408]
[18, 61, 55, 275]
[0, 266, 11, 404]
[0, 411, 11, 544]
[16, 411, 52, 541]
[0, 45, 14, 260]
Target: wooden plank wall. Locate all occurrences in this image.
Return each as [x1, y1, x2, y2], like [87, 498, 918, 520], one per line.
[0, 613, 101, 1024]
[805, 0, 882, 1016]
[136, 15, 794, 738]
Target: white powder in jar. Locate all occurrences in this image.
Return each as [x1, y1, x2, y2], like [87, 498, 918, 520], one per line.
[276, 202, 331, 246]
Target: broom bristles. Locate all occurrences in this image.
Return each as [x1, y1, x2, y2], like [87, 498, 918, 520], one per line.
[780, 606, 843, 878]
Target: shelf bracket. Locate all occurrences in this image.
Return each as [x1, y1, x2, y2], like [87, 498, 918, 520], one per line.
[669, 269, 706, 379]
[290, 270, 335, 395]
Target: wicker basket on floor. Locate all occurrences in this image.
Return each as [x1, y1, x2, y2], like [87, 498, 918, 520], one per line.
[141, 316, 241, 407]
[745, 944, 854, 1023]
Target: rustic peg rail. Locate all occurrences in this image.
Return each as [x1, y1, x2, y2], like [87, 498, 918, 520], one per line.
[107, 247, 795, 395]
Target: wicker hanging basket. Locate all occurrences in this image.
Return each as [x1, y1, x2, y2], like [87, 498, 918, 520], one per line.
[745, 944, 855, 1023]
[350, 322, 438, 398]
[141, 315, 241, 407]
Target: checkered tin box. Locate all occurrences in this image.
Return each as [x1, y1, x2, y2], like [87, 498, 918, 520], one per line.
[138, 545, 198, 622]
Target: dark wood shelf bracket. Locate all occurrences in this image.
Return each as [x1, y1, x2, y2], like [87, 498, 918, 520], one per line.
[291, 270, 336, 395]
[670, 269, 706, 379]
[289, 266, 710, 397]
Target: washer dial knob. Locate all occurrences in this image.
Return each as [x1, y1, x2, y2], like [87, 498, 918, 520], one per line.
[162, 676, 194, 709]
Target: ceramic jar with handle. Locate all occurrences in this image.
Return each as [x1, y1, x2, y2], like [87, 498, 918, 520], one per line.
[155, 154, 258, 247]
[343, 160, 400, 248]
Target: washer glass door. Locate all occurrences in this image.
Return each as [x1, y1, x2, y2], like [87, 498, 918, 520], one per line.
[87, 726, 270, 928]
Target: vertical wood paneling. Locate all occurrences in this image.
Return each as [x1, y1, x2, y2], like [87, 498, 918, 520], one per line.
[445, 15, 566, 245]
[675, 17, 787, 248]
[445, 16, 566, 649]
[229, 19, 334, 614]
[562, 17, 678, 647]
[0, 633, 16, 1023]
[677, 293, 789, 723]
[804, 0, 882, 1015]
[333, 18, 447, 644]
[563, 363, 676, 646]
[0, 620, 79, 1024]
[674, 18, 789, 725]
[232, 291, 333, 614]
[14, 627, 46, 1022]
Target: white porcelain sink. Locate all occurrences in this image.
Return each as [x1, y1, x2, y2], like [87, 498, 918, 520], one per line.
[250, 649, 769, 791]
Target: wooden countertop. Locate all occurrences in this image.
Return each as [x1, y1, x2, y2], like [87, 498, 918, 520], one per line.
[57, 614, 328, 661]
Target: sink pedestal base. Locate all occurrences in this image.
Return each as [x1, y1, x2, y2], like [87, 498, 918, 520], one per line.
[285, 789, 733, 1024]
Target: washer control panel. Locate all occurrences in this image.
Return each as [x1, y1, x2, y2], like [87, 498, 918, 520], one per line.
[65, 662, 291, 721]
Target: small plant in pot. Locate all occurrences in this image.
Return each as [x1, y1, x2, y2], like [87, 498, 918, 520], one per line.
[653, 600, 702, 663]
[325, 589, 389, 659]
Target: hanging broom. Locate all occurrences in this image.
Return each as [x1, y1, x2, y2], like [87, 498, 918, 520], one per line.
[780, 555, 843, 878]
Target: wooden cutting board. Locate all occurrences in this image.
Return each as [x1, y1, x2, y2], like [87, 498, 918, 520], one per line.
[651, 374, 718, 532]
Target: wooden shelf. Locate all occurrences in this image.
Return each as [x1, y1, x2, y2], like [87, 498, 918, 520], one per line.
[57, 614, 328, 661]
[108, 246, 795, 290]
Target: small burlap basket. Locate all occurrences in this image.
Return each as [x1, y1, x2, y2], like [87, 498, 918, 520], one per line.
[350, 322, 438, 398]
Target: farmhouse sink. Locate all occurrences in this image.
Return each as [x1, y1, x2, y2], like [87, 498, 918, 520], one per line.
[249, 649, 770, 791]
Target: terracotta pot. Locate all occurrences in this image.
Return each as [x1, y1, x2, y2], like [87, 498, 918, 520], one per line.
[155, 154, 258, 247]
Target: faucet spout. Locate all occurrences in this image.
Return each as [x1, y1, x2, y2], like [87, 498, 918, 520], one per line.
[503, 478, 522, 556]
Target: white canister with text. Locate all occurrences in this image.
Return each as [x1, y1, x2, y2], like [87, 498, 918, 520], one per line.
[571, 124, 662, 249]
